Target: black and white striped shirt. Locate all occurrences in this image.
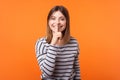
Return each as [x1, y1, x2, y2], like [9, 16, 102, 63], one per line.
[35, 37, 81, 80]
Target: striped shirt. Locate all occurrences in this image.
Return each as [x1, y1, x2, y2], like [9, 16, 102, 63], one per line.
[35, 37, 81, 80]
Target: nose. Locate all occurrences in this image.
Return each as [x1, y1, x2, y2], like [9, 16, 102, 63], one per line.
[56, 19, 60, 25]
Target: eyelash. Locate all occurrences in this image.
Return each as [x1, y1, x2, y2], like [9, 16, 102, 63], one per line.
[61, 18, 65, 21]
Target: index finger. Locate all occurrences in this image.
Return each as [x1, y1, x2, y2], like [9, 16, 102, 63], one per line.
[55, 26, 59, 33]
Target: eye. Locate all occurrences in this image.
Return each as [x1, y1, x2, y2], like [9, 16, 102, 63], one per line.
[61, 18, 65, 21]
[50, 17, 55, 20]
[60, 18, 65, 21]
[50, 16, 55, 20]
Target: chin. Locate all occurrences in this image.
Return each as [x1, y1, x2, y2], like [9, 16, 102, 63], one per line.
[60, 28, 66, 32]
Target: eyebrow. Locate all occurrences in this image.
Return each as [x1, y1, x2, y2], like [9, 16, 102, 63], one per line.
[50, 16, 65, 18]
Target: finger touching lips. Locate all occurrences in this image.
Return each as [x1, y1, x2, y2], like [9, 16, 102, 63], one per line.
[55, 26, 59, 32]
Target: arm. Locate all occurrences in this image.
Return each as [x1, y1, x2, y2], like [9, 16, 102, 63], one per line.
[74, 53, 81, 80]
[74, 44, 81, 80]
[35, 38, 58, 78]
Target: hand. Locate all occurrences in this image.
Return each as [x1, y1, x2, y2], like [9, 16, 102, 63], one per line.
[50, 26, 62, 45]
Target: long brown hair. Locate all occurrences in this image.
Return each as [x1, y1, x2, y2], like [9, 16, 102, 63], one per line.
[46, 5, 70, 44]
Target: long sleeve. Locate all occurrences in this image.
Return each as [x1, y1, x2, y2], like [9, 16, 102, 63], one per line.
[74, 43, 81, 80]
[74, 54, 81, 80]
[35, 38, 58, 78]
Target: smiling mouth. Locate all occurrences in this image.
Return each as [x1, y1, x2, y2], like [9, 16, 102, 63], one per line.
[52, 24, 63, 28]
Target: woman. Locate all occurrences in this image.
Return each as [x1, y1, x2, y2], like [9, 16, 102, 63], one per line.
[35, 5, 81, 80]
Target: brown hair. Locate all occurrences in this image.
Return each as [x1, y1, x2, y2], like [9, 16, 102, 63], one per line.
[46, 5, 70, 44]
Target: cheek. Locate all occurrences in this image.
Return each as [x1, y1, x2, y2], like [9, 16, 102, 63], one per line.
[60, 24, 66, 32]
[49, 22, 55, 31]
[49, 25, 54, 31]
[61, 20, 66, 26]
[62, 21, 66, 28]
[62, 26, 66, 30]
[49, 21, 53, 27]
[49, 20, 53, 26]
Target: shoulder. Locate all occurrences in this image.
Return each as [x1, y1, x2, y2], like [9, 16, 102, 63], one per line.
[69, 36, 80, 49]
[69, 36, 80, 55]
[35, 37, 47, 46]
[70, 36, 79, 44]
[70, 36, 80, 55]
[36, 37, 46, 42]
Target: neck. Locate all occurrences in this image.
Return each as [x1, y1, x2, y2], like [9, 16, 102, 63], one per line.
[56, 39, 65, 46]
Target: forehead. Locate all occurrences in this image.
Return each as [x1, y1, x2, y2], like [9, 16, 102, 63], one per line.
[51, 11, 65, 17]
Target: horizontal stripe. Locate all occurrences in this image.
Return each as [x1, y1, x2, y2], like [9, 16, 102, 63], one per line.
[35, 37, 80, 80]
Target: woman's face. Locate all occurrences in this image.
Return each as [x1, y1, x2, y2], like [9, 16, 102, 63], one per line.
[49, 10, 66, 33]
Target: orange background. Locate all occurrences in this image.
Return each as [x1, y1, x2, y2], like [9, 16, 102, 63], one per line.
[0, 0, 120, 80]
